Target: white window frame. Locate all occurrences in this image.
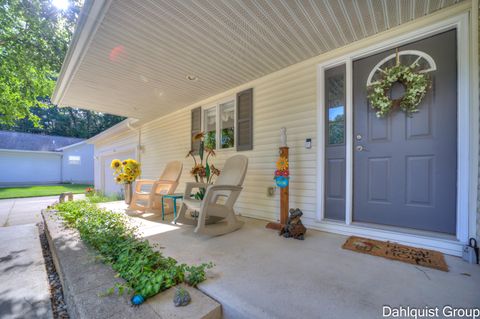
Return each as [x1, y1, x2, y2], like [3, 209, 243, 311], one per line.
[202, 96, 236, 151]
[68, 155, 81, 165]
[316, 13, 475, 256]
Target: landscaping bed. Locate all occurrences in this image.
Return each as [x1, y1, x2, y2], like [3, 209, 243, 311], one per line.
[54, 200, 212, 299]
[42, 199, 220, 319]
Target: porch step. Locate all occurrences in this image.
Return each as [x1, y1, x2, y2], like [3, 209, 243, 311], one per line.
[42, 210, 221, 319]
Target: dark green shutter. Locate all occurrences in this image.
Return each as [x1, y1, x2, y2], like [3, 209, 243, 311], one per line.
[191, 107, 202, 153]
[236, 88, 253, 151]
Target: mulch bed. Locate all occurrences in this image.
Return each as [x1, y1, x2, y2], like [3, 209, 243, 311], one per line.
[38, 222, 70, 319]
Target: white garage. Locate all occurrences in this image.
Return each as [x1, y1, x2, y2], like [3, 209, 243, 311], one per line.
[87, 121, 138, 196]
[0, 131, 94, 186]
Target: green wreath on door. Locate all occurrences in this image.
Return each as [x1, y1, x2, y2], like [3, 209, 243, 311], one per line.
[367, 54, 430, 118]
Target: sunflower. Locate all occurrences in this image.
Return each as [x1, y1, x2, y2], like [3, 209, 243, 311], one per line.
[115, 176, 123, 183]
[111, 159, 122, 169]
[126, 159, 138, 166]
[276, 156, 289, 171]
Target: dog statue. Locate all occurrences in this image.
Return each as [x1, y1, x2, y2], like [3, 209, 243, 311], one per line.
[279, 208, 307, 240]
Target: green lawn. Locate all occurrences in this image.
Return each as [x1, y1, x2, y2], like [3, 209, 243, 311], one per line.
[0, 184, 92, 199]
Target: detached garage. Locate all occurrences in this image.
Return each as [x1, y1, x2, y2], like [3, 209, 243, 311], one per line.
[0, 131, 94, 186]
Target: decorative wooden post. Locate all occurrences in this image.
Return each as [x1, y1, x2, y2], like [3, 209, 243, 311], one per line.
[278, 146, 289, 225]
[266, 127, 289, 230]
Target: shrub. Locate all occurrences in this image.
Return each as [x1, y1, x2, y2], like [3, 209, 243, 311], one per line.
[54, 200, 212, 300]
[85, 189, 122, 203]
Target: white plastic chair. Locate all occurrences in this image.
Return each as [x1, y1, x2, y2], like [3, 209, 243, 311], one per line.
[129, 161, 183, 212]
[174, 155, 248, 236]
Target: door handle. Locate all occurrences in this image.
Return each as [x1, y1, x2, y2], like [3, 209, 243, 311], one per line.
[356, 145, 365, 152]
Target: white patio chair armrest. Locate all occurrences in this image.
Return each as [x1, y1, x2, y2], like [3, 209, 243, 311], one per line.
[203, 185, 243, 206]
[134, 179, 156, 192]
[151, 180, 177, 195]
[184, 182, 208, 198]
[206, 185, 243, 192]
[153, 180, 176, 184]
[136, 179, 155, 183]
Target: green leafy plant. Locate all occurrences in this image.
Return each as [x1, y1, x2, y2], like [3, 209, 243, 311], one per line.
[221, 128, 234, 149]
[54, 200, 213, 300]
[85, 188, 121, 203]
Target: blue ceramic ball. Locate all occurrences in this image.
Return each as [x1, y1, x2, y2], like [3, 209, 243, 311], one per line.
[131, 294, 145, 305]
[275, 176, 289, 188]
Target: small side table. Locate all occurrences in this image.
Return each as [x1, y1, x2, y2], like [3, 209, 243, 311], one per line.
[161, 193, 184, 222]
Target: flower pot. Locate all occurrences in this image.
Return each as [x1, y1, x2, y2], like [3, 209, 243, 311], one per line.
[124, 183, 133, 205]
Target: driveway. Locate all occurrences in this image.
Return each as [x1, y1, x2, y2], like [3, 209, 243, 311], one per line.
[0, 195, 84, 227]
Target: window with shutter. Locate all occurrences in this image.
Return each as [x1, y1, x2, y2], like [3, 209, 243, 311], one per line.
[191, 107, 202, 153]
[236, 88, 253, 151]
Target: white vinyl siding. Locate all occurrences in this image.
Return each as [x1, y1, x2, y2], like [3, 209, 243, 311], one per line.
[61, 143, 94, 184]
[0, 151, 62, 185]
[139, 59, 317, 223]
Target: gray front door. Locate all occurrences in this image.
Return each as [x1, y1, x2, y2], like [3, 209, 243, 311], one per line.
[353, 30, 457, 234]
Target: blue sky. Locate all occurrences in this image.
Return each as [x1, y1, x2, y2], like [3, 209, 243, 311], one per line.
[329, 106, 344, 121]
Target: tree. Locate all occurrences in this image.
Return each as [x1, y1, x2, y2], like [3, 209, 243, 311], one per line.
[0, 105, 125, 138]
[0, 0, 81, 126]
[0, 0, 125, 137]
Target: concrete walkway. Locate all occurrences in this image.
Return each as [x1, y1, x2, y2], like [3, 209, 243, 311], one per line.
[0, 195, 83, 319]
[102, 202, 480, 319]
[0, 225, 51, 319]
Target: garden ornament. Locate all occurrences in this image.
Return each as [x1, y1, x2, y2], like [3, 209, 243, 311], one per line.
[279, 208, 307, 240]
[173, 287, 191, 307]
[131, 294, 145, 306]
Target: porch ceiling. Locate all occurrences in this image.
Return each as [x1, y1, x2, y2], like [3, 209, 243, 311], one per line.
[53, 0, 462, 119]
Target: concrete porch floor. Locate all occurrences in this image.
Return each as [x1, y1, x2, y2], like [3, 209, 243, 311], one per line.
[101, 202, 480, 319]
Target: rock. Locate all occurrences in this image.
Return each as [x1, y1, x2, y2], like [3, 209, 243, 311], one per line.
[173, 287, 191, 307]
[38, 221, 70, 318]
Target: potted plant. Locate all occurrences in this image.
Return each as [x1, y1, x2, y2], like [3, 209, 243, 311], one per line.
[111, 158, 141, 204]
[186, 132, 220, 199]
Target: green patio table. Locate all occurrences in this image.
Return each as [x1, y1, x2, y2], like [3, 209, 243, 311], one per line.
[161, 193, 184, 222]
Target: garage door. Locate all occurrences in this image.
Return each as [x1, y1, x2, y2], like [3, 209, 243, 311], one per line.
[101, 151, 136, 196]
